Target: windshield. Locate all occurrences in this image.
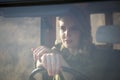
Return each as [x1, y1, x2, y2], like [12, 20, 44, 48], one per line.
[0, 1, 120, 80]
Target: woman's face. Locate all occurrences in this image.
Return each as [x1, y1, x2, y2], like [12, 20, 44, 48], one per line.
[59, 20, 80, 49]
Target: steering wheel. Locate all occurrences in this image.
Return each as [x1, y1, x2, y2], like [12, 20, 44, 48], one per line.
[29, 66, 89, 80]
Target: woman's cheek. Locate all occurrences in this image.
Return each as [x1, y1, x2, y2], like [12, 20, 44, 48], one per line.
[60, 31, 64, 41]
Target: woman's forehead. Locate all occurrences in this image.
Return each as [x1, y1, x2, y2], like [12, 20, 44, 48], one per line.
[59, 19, 79, 28]
[59, 15, 80, 27]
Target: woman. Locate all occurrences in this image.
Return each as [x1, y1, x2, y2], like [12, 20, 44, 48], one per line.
[32, 11, 97, 80]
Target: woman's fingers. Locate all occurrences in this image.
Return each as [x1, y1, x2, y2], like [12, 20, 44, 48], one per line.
[32, 46, 62, 76]
[46, 54, 52, 76]
[32, 46, 44, 60]
[51, 54, 55, 76]
[55, 54, 61, 74]
[32, 46, 51, 61]
[41, 53, 61, 76]
[41, 54, 47, 68]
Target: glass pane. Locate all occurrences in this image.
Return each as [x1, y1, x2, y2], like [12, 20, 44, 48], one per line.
[113, 12, 120, 50]
[90, 13, 105, 45]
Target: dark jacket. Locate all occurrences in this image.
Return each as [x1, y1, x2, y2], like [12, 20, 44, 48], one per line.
[35, 43, 120, 80]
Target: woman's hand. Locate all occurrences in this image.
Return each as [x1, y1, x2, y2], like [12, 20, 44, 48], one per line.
[41, 53, 61, 76]
[31, 46, 61, 76]
[31, 46, 70, 76]
[31, 46, 51, 61]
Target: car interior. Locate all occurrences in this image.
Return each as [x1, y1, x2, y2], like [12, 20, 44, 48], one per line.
[0, 1, 120, 80]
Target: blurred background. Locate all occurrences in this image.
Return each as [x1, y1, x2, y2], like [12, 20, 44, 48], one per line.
[0, 17, 40, 80]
